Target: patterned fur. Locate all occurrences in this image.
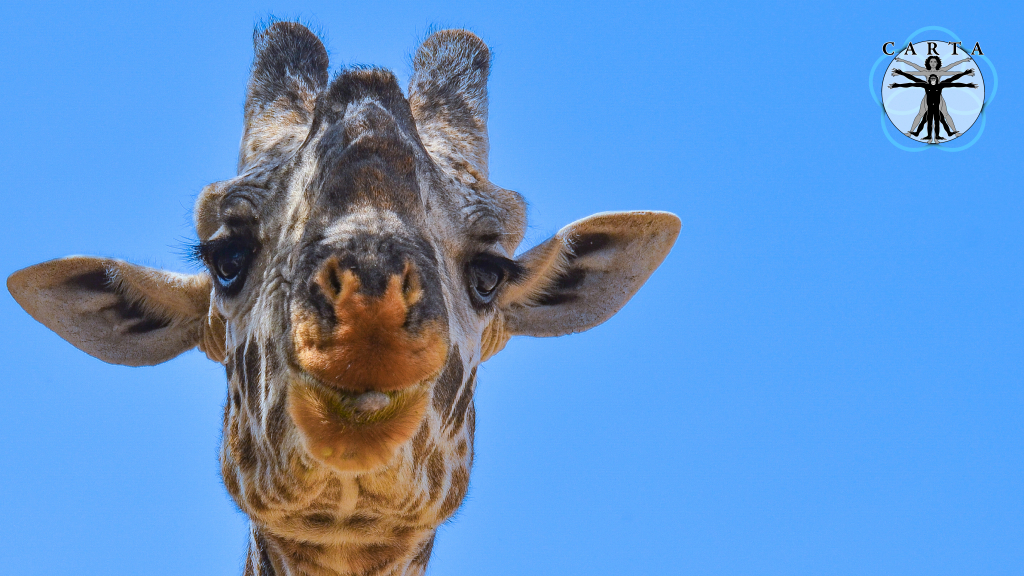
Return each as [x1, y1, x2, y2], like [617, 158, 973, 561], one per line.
[204, 23, 514, 575]
[7, 21, 681, 576]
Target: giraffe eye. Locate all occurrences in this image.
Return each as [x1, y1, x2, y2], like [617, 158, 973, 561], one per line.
[196, 238, 256, 295]
[215, 247, 247, 282]
[467, 253, 523, 306]
[474, 266, 501, 297]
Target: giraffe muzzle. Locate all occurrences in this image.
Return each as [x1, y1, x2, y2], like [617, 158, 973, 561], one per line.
[288, 257, 446, 470]
[291, 257, 449, 394]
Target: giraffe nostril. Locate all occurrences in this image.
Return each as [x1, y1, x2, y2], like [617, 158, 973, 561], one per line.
[315, 258, 358, 303]
[401, 261, 423, 307]
[327, 268, 342, 298]
[402, 265, 412, 294]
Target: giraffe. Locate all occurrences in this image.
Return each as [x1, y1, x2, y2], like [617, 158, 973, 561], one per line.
[7, 22, 680, 576]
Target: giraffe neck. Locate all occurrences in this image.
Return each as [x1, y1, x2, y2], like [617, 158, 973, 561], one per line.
[222, 341, 478, 576]
[243, 525, 436, 576]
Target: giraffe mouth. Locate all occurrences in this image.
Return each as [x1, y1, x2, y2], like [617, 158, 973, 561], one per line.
[287, 368, 433, 471]
[290, 370, 428, 423]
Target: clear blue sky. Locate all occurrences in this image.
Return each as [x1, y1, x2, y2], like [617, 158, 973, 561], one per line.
[1, 2, 1020, 575]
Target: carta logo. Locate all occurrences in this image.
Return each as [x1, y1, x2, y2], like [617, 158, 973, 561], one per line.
[870, 28, 997, 152]
[883, 42, 983, 143]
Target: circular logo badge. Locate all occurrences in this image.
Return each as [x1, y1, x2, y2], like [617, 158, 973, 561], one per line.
[881, 41, 985, 144]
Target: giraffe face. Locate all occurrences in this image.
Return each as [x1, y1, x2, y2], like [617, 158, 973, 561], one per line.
[8, 22, 680, 545]
[191, 50, 527, 475]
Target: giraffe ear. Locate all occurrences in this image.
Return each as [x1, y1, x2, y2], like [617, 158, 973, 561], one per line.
[7, 257, 214, 367]
[408, 29, 491, 179]
[239, 21, 329, 172]
[499, 211, 680, 337]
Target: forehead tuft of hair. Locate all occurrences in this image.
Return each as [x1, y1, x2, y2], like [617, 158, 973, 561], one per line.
[326, 68, 404, 107]
[315, 68, 420, 137]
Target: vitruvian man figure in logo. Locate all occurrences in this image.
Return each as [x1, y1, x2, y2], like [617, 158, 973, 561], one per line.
[889, 67, 977, 142]
[893, 55, 972, 137]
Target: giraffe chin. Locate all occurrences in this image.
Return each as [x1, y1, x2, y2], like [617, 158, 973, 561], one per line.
[287, 372, 430, 472]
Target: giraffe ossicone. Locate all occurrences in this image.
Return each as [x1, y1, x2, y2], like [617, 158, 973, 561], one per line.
[8, 22, 680, 576]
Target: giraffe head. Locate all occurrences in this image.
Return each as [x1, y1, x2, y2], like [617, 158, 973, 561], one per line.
[9, 22, 678, 570]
